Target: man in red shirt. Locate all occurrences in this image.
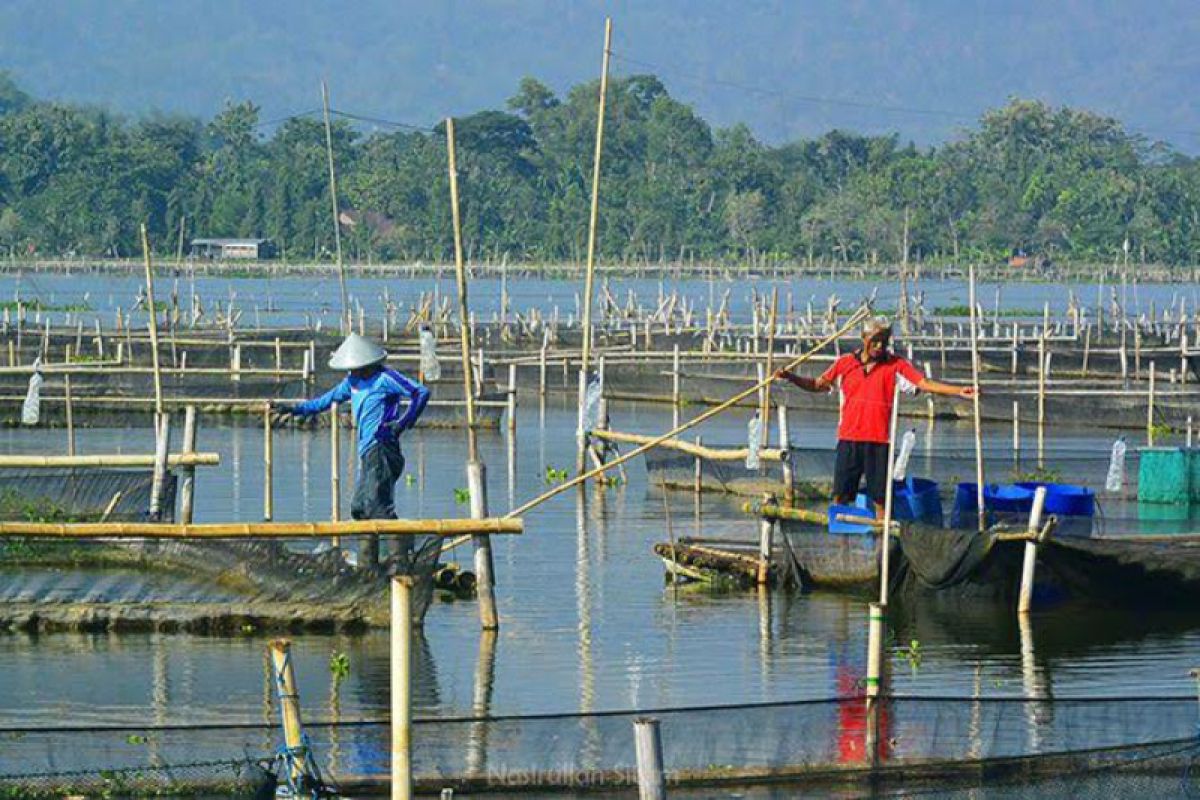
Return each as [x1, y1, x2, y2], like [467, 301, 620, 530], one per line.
[775, 316, 975, 513]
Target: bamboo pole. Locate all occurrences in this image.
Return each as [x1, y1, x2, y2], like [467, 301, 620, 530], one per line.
[446, 117, 498, 631]
[1148, 361, 1157, 444]
[64, 372, 75, 456]
[579, 17, 613, 377]
[263, 403, 274, 521]
[761, 287, 778, 446]
[149, 412, 171, 520]
[391, 576, 414, 800]
[967, 265, 986, 532]
[879, 383, 901, 606]
[268, 640, 308, 786]
[331, 401, 342, 551]
[446, 119, 477, 430]
[633, 717, 667, 800]
[0, 517, 523, 539]
[179, 406, 198, 524]
[140, 224, 164, 416]
[0, 452, 217, 468]
[321, 80, 350, 333]
[1037, 334, 1046, 466]
[590, 429, 785, 462]
[1017, 487, 1048, 615]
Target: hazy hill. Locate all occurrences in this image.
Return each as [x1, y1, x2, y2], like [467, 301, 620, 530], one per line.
[2, 0, 1199, 148]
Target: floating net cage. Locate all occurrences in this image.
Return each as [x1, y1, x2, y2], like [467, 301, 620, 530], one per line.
[2, 695, 1198, 797]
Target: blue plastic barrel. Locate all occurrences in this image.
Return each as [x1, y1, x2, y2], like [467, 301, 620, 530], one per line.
[1016, 482, 1096, 517]
[892, 477, 944, 525]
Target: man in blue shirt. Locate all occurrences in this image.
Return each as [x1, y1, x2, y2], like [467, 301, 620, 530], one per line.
[276, 333, 430, 534]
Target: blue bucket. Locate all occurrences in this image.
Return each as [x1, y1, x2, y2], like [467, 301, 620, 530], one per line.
[953, 482, 1034, 527]
[1016, 482, 1096, 517]
[892, 477, 944, 526]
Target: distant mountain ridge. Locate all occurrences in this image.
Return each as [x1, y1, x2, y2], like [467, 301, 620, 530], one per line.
[1, 0, 1198, 150]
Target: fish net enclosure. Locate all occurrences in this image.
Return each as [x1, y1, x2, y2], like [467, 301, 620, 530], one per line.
[643, 446, 807, 497]
[2, 696, 1197, 797]
[0, 533, 443, 633]
[0, 467, 176, 522]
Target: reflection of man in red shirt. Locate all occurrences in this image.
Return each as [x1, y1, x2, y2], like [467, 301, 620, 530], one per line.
[776, 316, 975, 515]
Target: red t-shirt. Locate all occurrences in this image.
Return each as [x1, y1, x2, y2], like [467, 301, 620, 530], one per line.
[821, 351, 924, 443]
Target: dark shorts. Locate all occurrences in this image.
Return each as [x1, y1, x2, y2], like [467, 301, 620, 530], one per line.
[351, 438, 406, 520]
[833, 440, 890, 506]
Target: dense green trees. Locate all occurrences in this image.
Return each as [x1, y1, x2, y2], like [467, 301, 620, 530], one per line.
[2, 69, 1200, 267]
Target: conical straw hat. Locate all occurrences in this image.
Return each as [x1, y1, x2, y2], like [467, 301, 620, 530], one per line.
[328, 334, 388, 370]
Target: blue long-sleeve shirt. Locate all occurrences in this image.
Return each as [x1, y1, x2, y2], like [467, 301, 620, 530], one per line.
[294, 367, 430, 457]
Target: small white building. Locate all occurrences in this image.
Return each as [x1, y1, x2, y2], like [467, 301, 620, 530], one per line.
[188, 238, 275, 260]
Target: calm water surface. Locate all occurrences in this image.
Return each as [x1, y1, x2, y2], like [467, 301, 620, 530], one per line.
[0, 396, 1195, 737]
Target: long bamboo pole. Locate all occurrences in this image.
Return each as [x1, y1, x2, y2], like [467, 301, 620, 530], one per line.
[761, 287, 779, 446]
[321, 80, 350, 333]
[139, 224, 164, 417]
[579, 17, 613, 376]
[967, 265, 986, 532]
[505, 306, 870, 520]
[0, 518, 523, 539]
[445, 118, 477, 433]
[446, 117, 498, 630]
[879, 383, 902, 606]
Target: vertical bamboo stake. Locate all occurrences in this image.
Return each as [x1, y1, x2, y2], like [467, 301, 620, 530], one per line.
[149, 412, 171, 520]
[967, 265, 986, 533]
[577, 17, 613, 471]
[330, 402, 342, 549]
[633, 717, 667, 800]
[268, 639, 309, 787]
[179, 406, 197, 524]
[671, 344, 681, 428]
[1017, 487, 1048, 615]
[391, 576, 414, 800]
[507, 363, 517, 434]
[64, 373, 75, 456]
[140, 224, 164, 417]
[761, 287, 778, 446]
[879, 384, 901, 606]
[321, 80, 350, 333]
[263, 403, 274, 521]
[1148, 362, 1157, 445]
[447, 117, 498, 631]
[1037, 334, 1046, 467]
[866, 602, 885, 697]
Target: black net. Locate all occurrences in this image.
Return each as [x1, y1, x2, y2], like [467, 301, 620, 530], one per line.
[0, 467, 176, 522]
[0, 536, 442, 632]
[2, 696, 1197, 796]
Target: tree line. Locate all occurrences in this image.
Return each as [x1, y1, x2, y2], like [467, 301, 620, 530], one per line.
[2, 70, 1199, 267]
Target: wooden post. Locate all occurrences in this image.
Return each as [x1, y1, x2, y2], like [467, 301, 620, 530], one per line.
[693, 435, 703, 494]
[633, 717, 667, 800]
[757, 493, 774, 585]
[967, 265, 986, 532]
[64, 373, 75, 456]
[671, 344, 681, 428]
[538, 338, 548, 397]
[149, 412, 172, 520]
[321, 80, 350, 333]
[1017, 486, 1048, 615]
[231, 344, 242, 383]
[577, 18, 613, 472]
[391, 576, 414, 800]
[1148, 362, 1157, 445]
[506, 363, 517, 434]
[268, 639, 309, 788]
[274, 337, 283, 378]
[447, 117, 498, 630]
[761, 287, 779, 445]
[879, 384, 901, 605]
[866, 602, 885, 698]
[263, 403, 274, 521]
[1012, 401, 1021, 465]
[1082, 323, 1091, 376]
[1037, 334, 1046, 467]
[331, 401, 342, 536]
[140, 224, 164, 417]
[179, 406, 197, 524]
